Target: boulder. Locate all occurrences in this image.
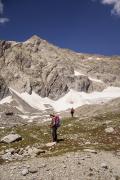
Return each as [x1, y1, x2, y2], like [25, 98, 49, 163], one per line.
[46, 142, 56, 147]
[27, 147, 45, 156]
[29, 167, 38, 173]
[21, 168, 29, 176]
[2, 152, 12, 161]
[1, 134, 22, 143]
[101, 163, 108, 169]
[5, 148, 15, 154]
[105, 127, 114, 133]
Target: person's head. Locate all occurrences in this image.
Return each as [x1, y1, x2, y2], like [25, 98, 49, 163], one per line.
[50, 114, 55, 118]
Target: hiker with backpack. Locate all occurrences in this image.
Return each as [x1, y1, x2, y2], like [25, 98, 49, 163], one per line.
[50, 114, 60, 142]
[70, 107, 75, 118]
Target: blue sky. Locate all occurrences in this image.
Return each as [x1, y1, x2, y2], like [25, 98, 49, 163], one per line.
[0, 0, 120, 55]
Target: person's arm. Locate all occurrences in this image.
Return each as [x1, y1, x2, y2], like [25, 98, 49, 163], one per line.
[50, 117, 55, 127]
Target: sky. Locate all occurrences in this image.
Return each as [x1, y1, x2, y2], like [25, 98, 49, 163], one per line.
[0, 0, 120, 56]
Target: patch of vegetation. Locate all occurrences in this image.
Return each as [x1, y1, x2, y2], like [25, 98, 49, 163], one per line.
[0, 113, 120, 157]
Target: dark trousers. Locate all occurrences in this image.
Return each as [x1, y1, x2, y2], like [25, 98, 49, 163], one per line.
[71, 112, 74, 117]
[52, 126, 57, 142]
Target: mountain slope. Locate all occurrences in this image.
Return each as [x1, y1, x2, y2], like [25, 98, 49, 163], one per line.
[0, 35, 120, 101]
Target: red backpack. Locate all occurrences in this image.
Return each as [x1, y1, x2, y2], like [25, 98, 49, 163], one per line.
[54, 115, 61, 128]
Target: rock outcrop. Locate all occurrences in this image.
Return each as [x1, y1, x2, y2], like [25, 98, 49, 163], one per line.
[0, 75, 10, 100]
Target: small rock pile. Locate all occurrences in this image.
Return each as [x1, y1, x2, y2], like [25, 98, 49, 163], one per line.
[1, 146, 45, 162]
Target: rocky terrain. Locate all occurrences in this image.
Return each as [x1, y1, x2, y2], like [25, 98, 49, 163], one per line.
[0, 151, 120, 180]
[0, 35, 120, 180]
[0, 103, 120, 179]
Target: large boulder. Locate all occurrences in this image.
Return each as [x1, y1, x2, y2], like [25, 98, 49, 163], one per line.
[1, 134, 22, 143]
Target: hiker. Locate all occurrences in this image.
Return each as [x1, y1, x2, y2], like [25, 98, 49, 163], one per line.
[70, 107, 75, 118]
[50, 114, 60, 142]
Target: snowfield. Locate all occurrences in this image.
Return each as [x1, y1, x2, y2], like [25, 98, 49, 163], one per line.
[0, 96, 12, 105]
[0, 71, 112, 113]
[0, 86, 118, 112]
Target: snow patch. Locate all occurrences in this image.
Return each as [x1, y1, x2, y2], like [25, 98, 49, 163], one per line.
[88, 57, 93, 60]
[0, 96, 12, 104]
[0, 127, 5, 129]
[74, 71, 85, 76]
[18, 115, 41, 120]
[15, 105, 28, 114]
[88, 77, 103, 83]
[96, 57, 101, 60]
[9, 88, 51, 111]
[8, 41, 20, 47]
[9, 86, 120, 112]
[24, 40, 32, 44]
[74, 70, 103, 83]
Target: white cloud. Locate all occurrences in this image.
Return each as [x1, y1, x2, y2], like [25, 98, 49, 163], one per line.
[0, 0, 9, 24]
[0, 17, 9, 24]
[101, 0, 120, 16]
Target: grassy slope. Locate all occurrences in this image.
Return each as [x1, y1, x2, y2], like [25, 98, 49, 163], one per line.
[0, 111, 120, 160]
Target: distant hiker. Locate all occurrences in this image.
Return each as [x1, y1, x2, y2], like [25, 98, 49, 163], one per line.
[70, 108, 75, 118]
[50, 114, 61, 142]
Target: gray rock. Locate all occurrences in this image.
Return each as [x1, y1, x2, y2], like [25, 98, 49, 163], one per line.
[35, 149, 45, 155]
[18, 148, 24, 155]
[101, 163, 108, 169]
[10, 166, 16, 170]
[105, 127, 114, 133]
[21, 168, 29, 176]
[38, 164, 47, 168]
[5, 148, 15, 154]
[1, 134, 22, 143]
[29, 167, 38, 173]
[46, 142, 56, 147]
[85, 141, 91, 145]
[2, 152, 12, 161]
[27, 147, 45, 157]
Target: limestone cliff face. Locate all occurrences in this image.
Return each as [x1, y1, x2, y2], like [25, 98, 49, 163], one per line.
[0, 75, 10, 100]
[0, 35, 120, 100]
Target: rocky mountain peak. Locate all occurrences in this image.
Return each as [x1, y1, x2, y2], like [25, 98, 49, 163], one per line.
[25, 35, 44, 44]
[0, 36, 120, 100]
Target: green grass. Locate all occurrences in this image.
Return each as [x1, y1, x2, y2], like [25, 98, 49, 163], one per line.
[0, 113, 120, 159]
